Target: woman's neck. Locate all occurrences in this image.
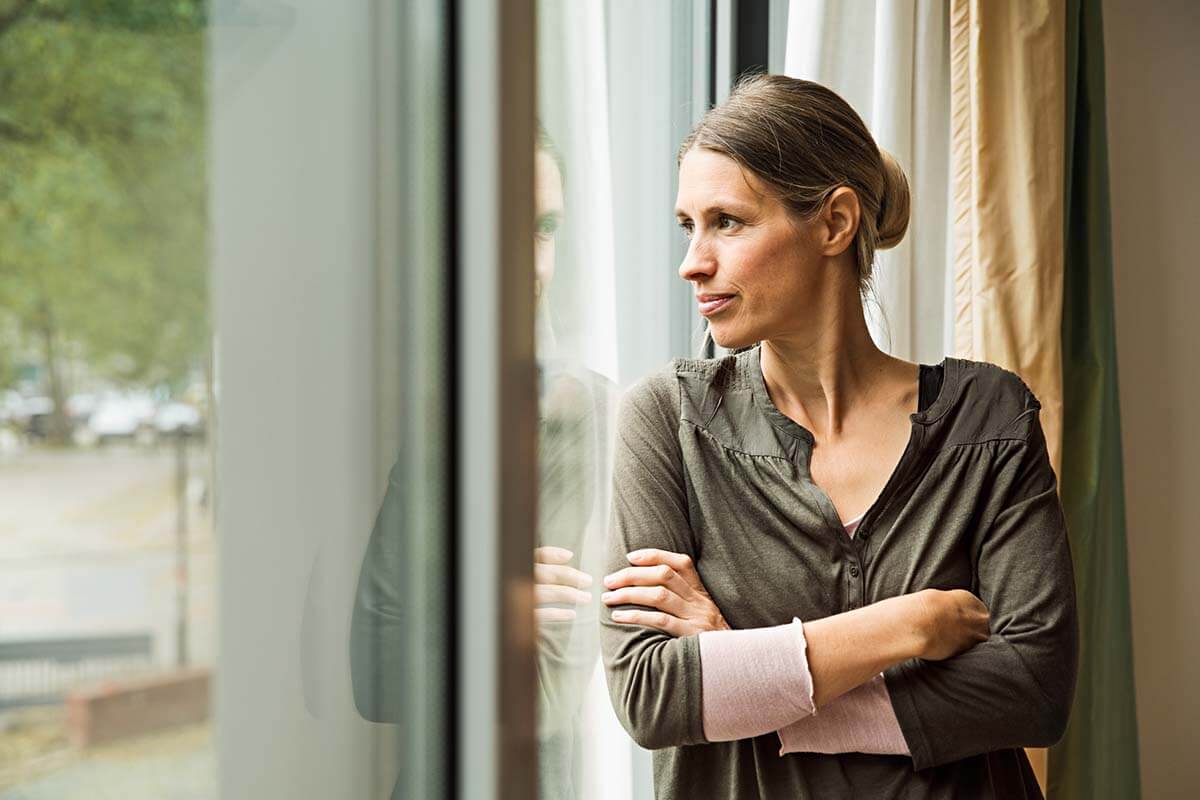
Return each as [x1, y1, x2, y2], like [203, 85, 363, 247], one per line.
[758, 302, 900, 440]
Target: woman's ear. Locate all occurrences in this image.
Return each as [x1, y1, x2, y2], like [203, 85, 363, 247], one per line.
[817, 187, 861, 257]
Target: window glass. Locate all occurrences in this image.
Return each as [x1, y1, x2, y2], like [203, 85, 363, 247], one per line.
[534, 2, 709, 797]
[0, 1, 449, 797]
[0, 2, 213, 795]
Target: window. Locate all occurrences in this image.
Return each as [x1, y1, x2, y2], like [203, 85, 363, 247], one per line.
[534, 2, 711, 796]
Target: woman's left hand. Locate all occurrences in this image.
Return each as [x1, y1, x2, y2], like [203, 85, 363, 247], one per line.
[601, 549, 730, 637]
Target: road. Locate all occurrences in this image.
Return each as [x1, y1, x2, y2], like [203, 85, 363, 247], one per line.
[0, 443, 215, 665]
[0, 442, 216, 796]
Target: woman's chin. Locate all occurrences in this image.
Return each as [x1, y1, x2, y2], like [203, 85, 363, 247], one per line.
[709, 325, 756, 351]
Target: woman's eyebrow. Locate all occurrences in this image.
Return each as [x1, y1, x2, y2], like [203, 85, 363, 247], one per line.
[674, 199, 757, 218]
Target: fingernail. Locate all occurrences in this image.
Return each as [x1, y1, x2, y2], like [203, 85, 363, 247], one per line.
[603, 575, 615, 587]
[612, 611, 630, 621]
[627, 551, 645, 561]
[601, 591, 614, 602]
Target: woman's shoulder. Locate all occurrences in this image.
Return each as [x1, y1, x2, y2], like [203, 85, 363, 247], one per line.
[619, 360, 683, 420]
[622, 351, 746, 411]
[943, 356, 1045, 445]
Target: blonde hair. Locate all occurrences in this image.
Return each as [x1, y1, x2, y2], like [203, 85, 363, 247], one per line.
[679, 73, 910, 298]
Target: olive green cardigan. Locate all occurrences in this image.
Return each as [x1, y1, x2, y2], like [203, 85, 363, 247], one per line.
[600, 346, 1078, 799]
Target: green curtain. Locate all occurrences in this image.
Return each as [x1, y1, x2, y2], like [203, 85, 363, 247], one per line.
[1051, 0, 1142, 797]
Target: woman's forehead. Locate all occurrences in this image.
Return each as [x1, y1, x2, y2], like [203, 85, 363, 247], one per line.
[675, 149, 769, 215]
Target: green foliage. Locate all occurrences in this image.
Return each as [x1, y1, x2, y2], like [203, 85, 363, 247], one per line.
[37, 0, 206, 32]
[0, 0, 208, 392]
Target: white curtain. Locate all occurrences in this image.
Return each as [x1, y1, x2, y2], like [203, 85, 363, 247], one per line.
[540, 1, 712, 797]
[538, 2, 620, 383]
[537, 2, 639, 798]
[786, 0, 954, 364]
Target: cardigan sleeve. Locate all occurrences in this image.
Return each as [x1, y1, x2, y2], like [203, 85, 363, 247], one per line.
[598, 366, 708, 750]
[883, 394, 1080, 770]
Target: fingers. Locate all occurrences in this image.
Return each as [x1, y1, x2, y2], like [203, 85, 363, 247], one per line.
[953, 591, 991, 638]
[624, 549, 701, 589]
[536, 607, 577, 624]
[600, 585, 689, 618]
[535, 562, 593, 590]
[536, 583, 592, 606]
[535, 546, 574, 566]
[608, 608, 688, 637]
[946, 588, 989, 615]
[534, 550, 590, 625]
[603, 563, 693, 600]
[533, 548, 594, 591]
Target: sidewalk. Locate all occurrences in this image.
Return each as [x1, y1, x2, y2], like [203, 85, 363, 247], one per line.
[0, 718, 213, 800]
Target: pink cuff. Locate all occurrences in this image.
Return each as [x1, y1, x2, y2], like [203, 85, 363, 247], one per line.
[698, 617, 816, 741]
[777, 672, 910, 756]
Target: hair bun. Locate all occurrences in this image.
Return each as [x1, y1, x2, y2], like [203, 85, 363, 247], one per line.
[876, 149, 911, 250]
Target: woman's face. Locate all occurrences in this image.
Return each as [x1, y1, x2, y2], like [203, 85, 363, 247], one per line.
[674, 147, 834, 350]
[534, 148, 564, 298]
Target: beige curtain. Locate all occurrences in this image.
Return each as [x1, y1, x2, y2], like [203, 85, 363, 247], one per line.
[949, 0, 1067, 791]
[950, 0, 1065, 471]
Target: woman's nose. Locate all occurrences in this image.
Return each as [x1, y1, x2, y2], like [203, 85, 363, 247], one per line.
[678, 239, 717, 283]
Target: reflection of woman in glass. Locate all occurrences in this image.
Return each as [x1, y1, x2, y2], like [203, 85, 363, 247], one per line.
[350, 127, 612, 800]
[599, 75, 1077, 799]
[528, 124, 617, 800]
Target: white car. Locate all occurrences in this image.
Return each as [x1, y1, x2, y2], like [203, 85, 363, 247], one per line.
[154, 402, 203, 435]
[88, 402, 141, 438]
[86, 394, 156, 441]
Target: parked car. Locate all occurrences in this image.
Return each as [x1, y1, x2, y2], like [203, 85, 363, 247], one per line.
[66, 393, 99, 424]
[84, 393, 157, 443]
[154, 402, 205, 437]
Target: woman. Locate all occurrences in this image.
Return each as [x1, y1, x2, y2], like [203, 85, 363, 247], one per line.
[599, 74, 1078, 799]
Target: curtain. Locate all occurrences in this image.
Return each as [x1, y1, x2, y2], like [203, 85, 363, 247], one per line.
[948, 0, 1066, 476]
[1050, 0, 1142, 796]
[537, 0, 619, 383]
[948, 0, 1067, 787]
[786, 0, 953, 365]
[538, 4, 628, 796]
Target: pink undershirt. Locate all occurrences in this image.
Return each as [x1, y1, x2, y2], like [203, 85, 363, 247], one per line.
[697, 513, 911, 756]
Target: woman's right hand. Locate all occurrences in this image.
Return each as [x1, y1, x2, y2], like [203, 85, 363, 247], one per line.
[911, 588, 991, 660]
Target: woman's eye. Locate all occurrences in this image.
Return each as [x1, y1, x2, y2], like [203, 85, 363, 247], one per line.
[535, 214, 559, 241]
[678, 220, 694, 239]
[717, 214, 739, 230]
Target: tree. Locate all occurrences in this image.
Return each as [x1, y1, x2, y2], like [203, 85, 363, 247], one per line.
[0, 0, 208, 441]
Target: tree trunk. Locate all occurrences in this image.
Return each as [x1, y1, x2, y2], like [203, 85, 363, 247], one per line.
[37, 298, 70, 445]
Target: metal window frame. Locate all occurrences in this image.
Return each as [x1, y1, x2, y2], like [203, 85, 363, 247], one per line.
[455, 1, 539, 800]
[369, 0, 457, 797]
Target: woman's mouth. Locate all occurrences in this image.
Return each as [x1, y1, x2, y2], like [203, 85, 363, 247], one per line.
[697, 294, 736, 317]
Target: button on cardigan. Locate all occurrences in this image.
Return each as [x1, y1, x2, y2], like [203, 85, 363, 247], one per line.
[599, 345, 1078, 799]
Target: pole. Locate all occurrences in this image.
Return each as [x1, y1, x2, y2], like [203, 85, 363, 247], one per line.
[174, 429, 189, 666]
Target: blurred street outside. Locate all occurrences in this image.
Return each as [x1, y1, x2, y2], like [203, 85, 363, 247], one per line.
[0, 443, 215, 795]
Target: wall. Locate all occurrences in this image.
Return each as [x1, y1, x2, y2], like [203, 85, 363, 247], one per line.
[1103, 2, 1200, 798]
